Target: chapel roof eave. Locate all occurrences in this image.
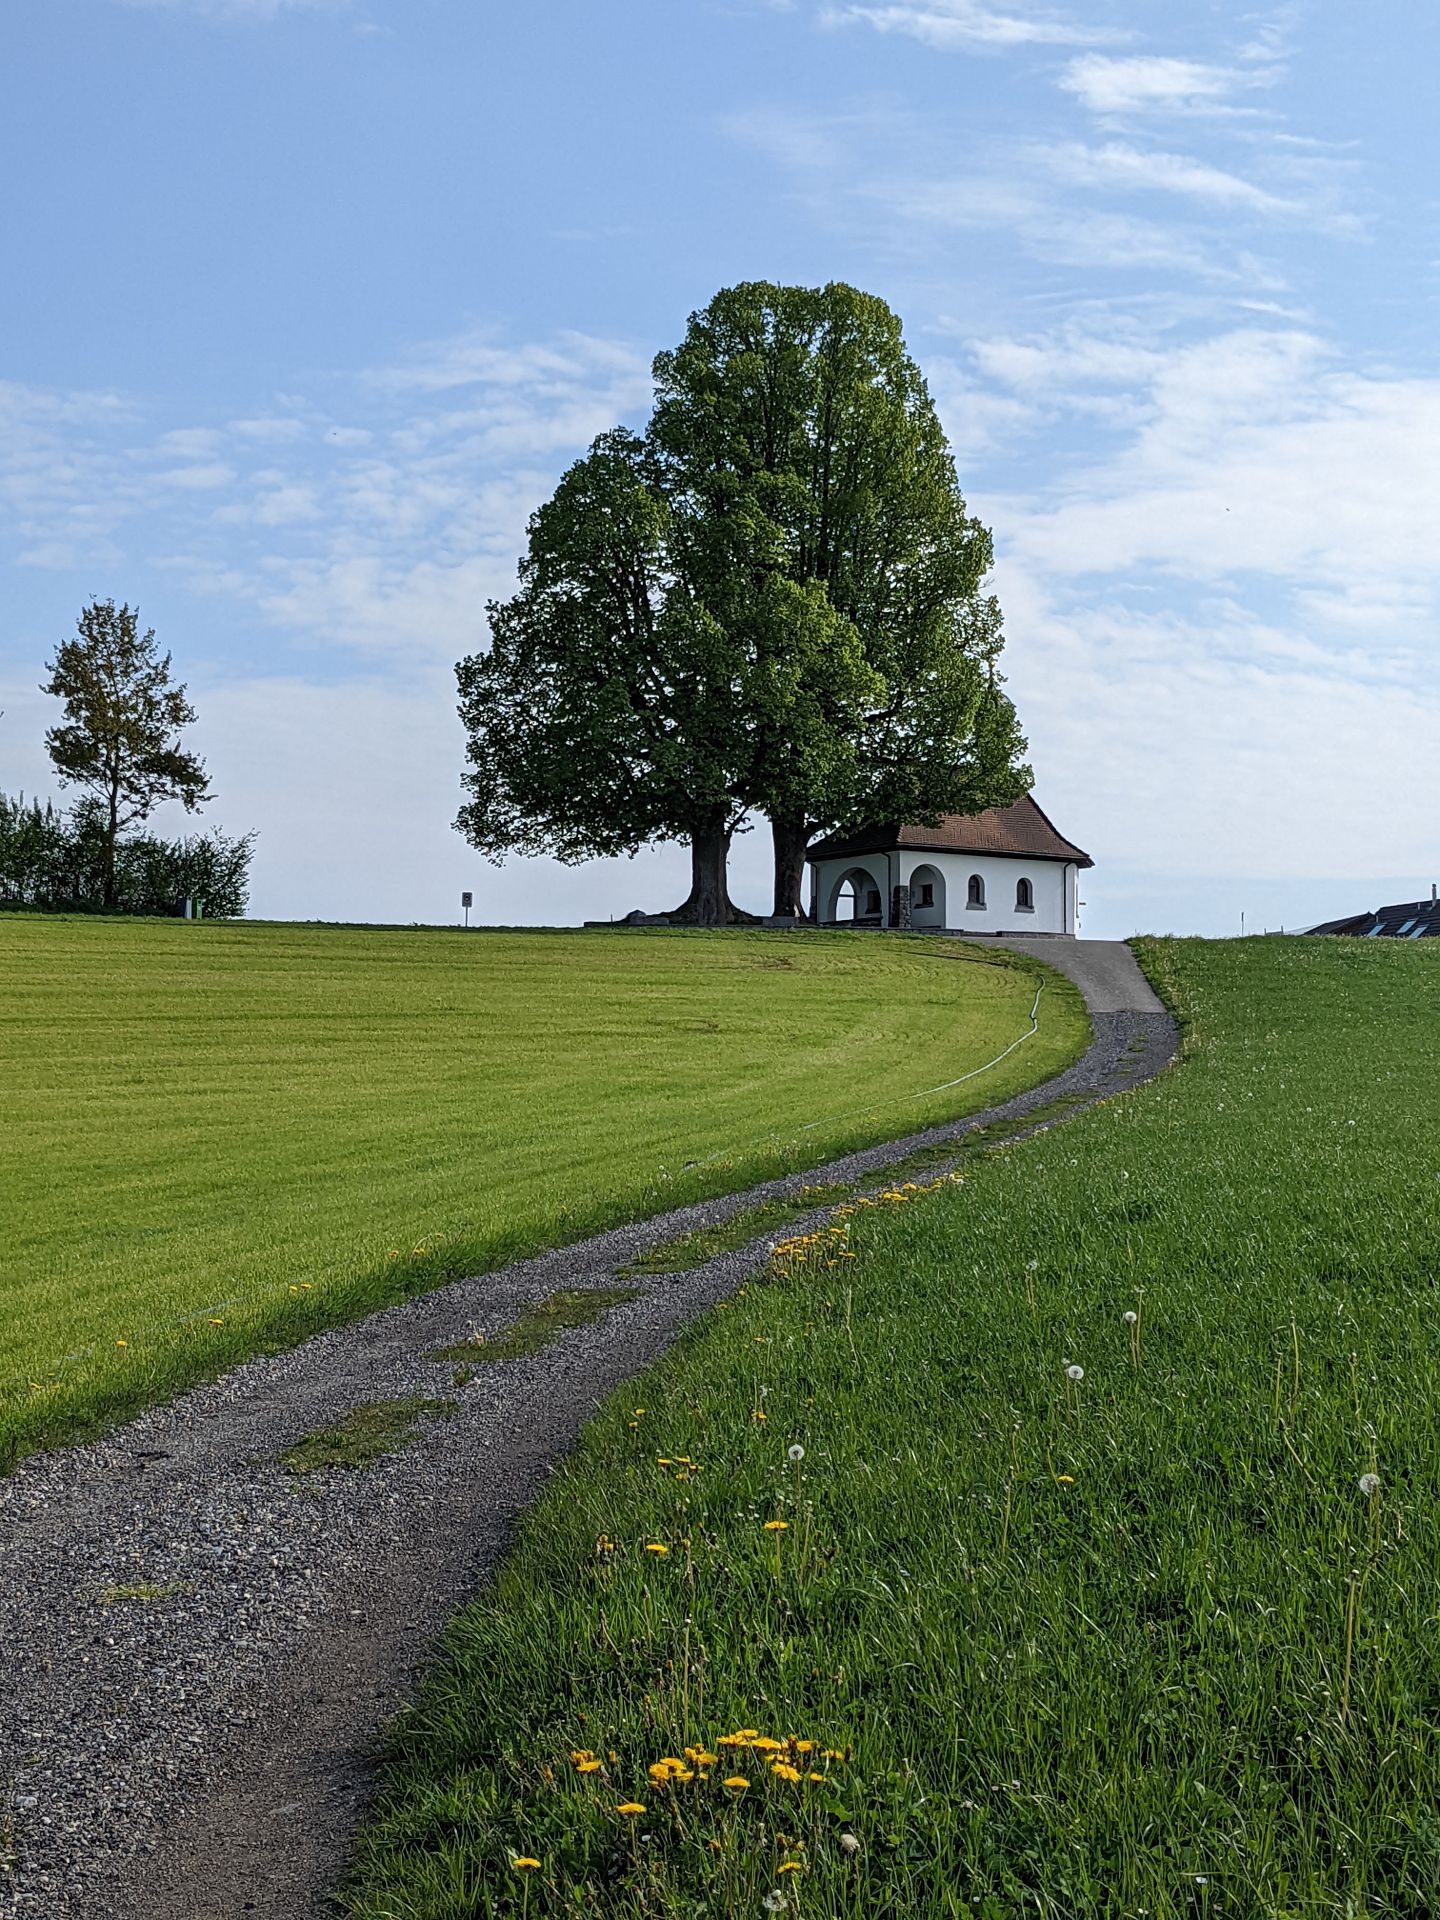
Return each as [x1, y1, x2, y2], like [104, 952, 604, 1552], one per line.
[806, 794, 1094, 869]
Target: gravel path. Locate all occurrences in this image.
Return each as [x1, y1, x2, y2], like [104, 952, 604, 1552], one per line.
[0, 939, 1176, 1920]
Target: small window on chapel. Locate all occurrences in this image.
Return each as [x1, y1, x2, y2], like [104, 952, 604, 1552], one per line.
[1016, 877, 1034, 911]
[967, 874, 985, 909]
[917, 882, 934, 907]
[865, 889, 881, 915]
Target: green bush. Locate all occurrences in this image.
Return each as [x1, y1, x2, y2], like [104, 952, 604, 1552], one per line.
[0, 790, 254, 917]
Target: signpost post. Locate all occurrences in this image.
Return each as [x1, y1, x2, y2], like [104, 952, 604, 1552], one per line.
[461, 890, 473, 930]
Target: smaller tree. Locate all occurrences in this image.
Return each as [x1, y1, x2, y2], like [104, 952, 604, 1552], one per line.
[42, 600, 211, 909]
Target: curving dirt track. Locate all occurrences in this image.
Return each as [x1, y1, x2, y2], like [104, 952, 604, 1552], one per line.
[0, 938, 1175, 1920]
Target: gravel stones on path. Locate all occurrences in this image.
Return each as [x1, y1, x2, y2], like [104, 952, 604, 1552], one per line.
[0, 942, 1176, 1920]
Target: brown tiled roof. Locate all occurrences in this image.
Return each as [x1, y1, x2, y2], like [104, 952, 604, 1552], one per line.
[806, 795, 1093, 868]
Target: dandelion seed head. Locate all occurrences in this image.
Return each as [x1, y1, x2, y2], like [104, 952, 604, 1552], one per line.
[839, 1832, 861, 1855]
[788, 1444, 805, 1463]
[1065, 1363, 1085, 1383]
[1123, 1310, 1138, 1325]
[1359, 1472, 1382, 1496]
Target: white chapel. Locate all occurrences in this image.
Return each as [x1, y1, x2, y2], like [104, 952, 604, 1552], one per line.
[805, 795, 1092, 937]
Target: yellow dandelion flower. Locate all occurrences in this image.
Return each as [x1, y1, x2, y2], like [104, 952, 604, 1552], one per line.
[656, 1456, 673, 1466]
[115, 1339, 128, 1349]
[751, 1736, 785, 1753]
[764, 1520, 788, 1533]
[616, 1802, 646, 1816]
[778, 1861, 803, 1874]
[752, 1409, 767, 1422]
[512, 1857, 541, 1870]
[644, 1542, 669, 1556]
[723, 1775, 750, 1791]
[771, 1761, 802, 1782]
[822, 1749, 846, 1762]
[792, 1741, 815, 1754]
[808, 1771, 825, 1782]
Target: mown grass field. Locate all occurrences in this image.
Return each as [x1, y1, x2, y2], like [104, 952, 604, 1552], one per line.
[0, 916, 1085, 1468]
[343, 937, 1440, 1919]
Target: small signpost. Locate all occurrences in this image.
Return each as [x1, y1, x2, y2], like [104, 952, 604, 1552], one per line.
[461, 890, 473, 929]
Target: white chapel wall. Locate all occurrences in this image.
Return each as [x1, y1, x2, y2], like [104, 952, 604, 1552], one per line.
[813, 851, 1073, 934]
[899, 852, 1068, 934]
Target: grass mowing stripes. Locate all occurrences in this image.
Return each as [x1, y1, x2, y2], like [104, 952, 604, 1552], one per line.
[0, 917, 1086, 1468]
[341, 937, 1440, 1918]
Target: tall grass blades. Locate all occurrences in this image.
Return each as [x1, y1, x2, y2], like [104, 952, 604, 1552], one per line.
[342, 937, 1440, 1918]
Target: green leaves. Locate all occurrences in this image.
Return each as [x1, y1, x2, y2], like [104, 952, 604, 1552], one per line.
[455, 282, 1032, 918]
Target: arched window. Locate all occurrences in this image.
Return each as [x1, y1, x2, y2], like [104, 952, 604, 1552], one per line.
[967, 873, 985, 909]
[1016, 876, 1034, 911]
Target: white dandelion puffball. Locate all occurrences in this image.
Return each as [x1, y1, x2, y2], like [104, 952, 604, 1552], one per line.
[1065, 1363, 1085, 1383]
[1123, 1310, 1138, 1326]
[1358, 1472, 1382, 1496]
[839, 1832, 861, 1856]
[788, 1444, 805, 1463]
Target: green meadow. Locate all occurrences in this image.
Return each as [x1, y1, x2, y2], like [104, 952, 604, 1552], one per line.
[343, 937, 1440, 1919]
[0, 916, 1086, 1467]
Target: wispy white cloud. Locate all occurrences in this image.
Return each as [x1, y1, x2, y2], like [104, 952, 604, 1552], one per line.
[817, 0, 1114, 51]
[1058, 53, 1265, 118]
[0, 324, 655, 676]
[1038, 140, 1300, 214]
[993, 575, 1440, 888]
[369, 326, 649, 401]
[973, 324, 1440, 635]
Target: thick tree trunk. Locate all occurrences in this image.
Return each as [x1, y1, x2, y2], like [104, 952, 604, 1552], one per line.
[769, 814, 810, 920]
[667, 817, 756, 925]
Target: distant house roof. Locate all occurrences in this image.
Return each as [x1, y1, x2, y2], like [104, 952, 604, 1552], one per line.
[1307, 896, 1440, 938]
[806, 795, 1093, 869]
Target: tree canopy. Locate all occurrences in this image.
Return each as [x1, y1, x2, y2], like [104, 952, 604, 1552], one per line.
[456, 282, 1030, 922]
[43, 600, 211, 909]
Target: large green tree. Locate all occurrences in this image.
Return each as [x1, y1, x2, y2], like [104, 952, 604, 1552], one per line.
[42, 600, 211, 910]
[456, 431, 754, 924]
[456, 282, 1030, 923]
[650, 281, 1030, 917]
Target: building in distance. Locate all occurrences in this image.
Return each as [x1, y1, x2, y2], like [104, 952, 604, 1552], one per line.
[1307, 890, 1440, 938]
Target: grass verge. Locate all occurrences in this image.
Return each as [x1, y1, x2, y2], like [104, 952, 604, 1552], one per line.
[342, 936, 1440, 1917]
[278, 1398, 454, 1475]
[434, 1289, 642, 1365]
[1, 920, 1087, 1469]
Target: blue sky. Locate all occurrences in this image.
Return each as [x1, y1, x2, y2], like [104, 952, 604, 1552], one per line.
[2, 0, 1436, 935]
